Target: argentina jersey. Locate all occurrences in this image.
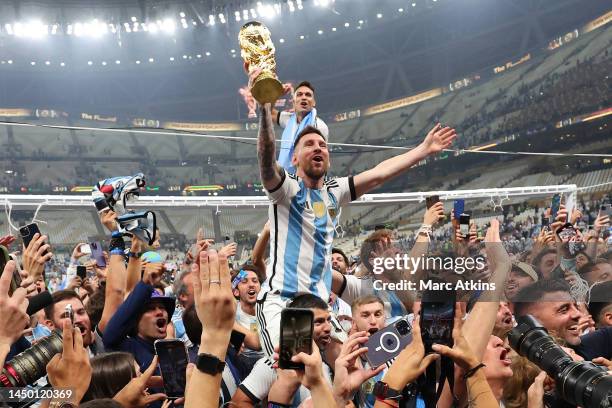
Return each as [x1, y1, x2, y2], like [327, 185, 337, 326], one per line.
[260, 170, 356, 301]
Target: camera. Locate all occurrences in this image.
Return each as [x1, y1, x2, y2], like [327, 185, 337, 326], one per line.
[509, 315, 612, 408]
[0, 330, 63, 387]
[395, 319, 411, 336]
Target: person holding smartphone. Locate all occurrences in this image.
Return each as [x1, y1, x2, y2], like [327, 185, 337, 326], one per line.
[232, 294, 333, 407]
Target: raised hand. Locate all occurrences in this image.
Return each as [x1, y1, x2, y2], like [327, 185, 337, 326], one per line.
[420, 123, 457, 155]
[431, 303, 479, 370]
[46, 320, 92, 404]
[333, 331, 385, 403]
[22, 233, 53, 281]
[192, 249, 236, 358]
[0, 261, 29, 348]
[113, 356, 167, 408]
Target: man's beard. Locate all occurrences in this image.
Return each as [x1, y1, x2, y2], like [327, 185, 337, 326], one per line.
[303, 165, 326, 180]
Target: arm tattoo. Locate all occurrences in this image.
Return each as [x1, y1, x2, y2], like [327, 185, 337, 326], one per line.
[258, 104, 279, 182]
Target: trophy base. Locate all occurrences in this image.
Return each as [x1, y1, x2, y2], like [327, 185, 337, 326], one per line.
[252, 77, 284, 105]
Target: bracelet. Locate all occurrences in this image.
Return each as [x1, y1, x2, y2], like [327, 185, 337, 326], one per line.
[417, 223, 433, 241]
[127, 251, 141, 259]
[463, 362, 486, 380]
[375, 397, 400, 408]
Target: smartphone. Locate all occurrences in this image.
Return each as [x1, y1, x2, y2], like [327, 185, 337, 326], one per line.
[425, 195, 440, 209]
[599, 203, 612, 218]
[65, 304, 74, 325]
[229, 330, 246, 352]
[279, 308, 314, 370]
[1, 245, 21, 296]
[556, 222, 577, 241]
[154, 339, 188, 400]
[550, 194, 561, 223]
[94, 199, 110, 213]
[80, 244, 91, 255]
[453, 200, 465, 218]
[90, 242, 106, 268]
[76, 265, 87, 280]
[19, 223, 47, 254]
[365, 317, 413, 368]
[459, 214, 470, 238]
[420, 289, 456, 353]
[329, 313, 348, 344]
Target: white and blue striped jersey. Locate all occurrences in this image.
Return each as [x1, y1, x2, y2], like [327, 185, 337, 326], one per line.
[260, 170, 356, 301]
[339, 274, 409, 321]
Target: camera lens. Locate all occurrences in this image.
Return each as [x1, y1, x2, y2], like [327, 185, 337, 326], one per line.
[509, 315, 612, 408]
[0, 330, 63, 387]
[395, 319, 410, 336]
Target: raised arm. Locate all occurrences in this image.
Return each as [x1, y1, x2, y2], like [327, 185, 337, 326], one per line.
[251, 222, 270, 282]
[353, 124, 456, 197]
[258, 104, 284, 191]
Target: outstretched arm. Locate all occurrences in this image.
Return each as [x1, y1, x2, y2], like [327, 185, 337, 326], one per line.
[258, 104, 284, 191]
[353, 124, 456, 197]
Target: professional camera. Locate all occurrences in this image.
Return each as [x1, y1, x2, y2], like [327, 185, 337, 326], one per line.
[0, 330, 63, 387]
[509, 315, 612, 408]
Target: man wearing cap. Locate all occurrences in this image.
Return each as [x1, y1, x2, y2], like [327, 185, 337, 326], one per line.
[504, 261, 538, 301]
[102, 276, 175, 372]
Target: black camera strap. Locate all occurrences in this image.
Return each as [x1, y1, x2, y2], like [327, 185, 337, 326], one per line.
[421, 356, 458, 408]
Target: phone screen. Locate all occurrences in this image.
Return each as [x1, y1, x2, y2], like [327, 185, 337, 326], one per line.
[155, 340, 188, 399]
[229, 330, 246, 351]
[459, 214, 470, 237]
[556, 223, 577, 241]
[76, 266, 87, 280]
[279, 308, 314, 370]
[550, 194, 561, 222]
[420, 290, 455, 353]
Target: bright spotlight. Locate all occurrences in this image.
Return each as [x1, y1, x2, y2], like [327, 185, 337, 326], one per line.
[161, 18, 176, 33]
[87, 61, 93, 65]
[235, 11, 241, 21]
[45, 61, 50, 65]
[31, 61, 36, 66]
[205, 51, 211, 56]
[115, 60, 120, 64]
[5, 24, 13, 35]
[148, 57, 154, 62]
[148, 23, 158, 33]
[7, 60, 12, 64]
[208, 15, 215, 26]
[101, 61, 107, 66]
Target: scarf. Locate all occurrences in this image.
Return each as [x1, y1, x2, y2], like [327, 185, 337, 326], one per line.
[277, 108, 317, 173]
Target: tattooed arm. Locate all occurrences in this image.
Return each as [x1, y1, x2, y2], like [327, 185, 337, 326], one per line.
[258, 103, 284, 191]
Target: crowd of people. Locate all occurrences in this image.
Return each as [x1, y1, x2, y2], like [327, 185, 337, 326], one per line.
[0, 67, 610, 408]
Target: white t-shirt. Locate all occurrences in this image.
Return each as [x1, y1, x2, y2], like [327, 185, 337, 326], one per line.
[260, 171, 357, 301]
[278, 111, 329, 138]
[235, 303, 264, 360]
[238, 356, 332, 406]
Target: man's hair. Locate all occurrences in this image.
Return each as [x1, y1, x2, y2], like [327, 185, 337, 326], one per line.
[292, 125, 325, 149]
[513, 279, 571, 317]
[289, 293, 328, 310]
[332, 248, 349, 267]
[587, 281, 612, 324]
[182, 304, 203, 346]
[577, 262, 597, 277]
[360, 229, 393, 273]
[175, 269, 192, 298]
[351, 295, 384, 314]
[295, 81, 315, 94]
[44, 290, 81, 320]
[532, 248, 556, 278]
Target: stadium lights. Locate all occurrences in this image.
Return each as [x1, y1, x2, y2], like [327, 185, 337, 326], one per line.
[205, 51, 211, 56]
[209, 15, 215, 26]
[30, 61, 35, 65]
[60, 62, 65, 66]
[13, 21, 48, 39]
[279, 38, 285, 43]
[235, 11, 241, 21]
[377, 13, 383, 18]
[170, 57, 175, 61]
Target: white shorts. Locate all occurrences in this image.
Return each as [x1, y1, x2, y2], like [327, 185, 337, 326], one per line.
[256, 293, 288, 357]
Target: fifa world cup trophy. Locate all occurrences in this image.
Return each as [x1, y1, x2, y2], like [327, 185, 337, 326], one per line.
[239, 21, 284, 104]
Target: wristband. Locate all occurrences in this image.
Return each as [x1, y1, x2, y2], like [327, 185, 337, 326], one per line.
[127, 251, 141, 259]
[463, 362, 486, 380]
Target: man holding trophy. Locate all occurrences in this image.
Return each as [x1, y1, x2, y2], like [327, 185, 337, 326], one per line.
[240, 21, 458, 358]
[240, 21, 328, 173]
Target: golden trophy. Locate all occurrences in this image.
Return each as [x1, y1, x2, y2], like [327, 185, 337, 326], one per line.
[239, 21, 284, 105]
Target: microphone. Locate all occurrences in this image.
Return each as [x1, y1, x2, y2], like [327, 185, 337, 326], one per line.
[26, 291, 53, 316]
